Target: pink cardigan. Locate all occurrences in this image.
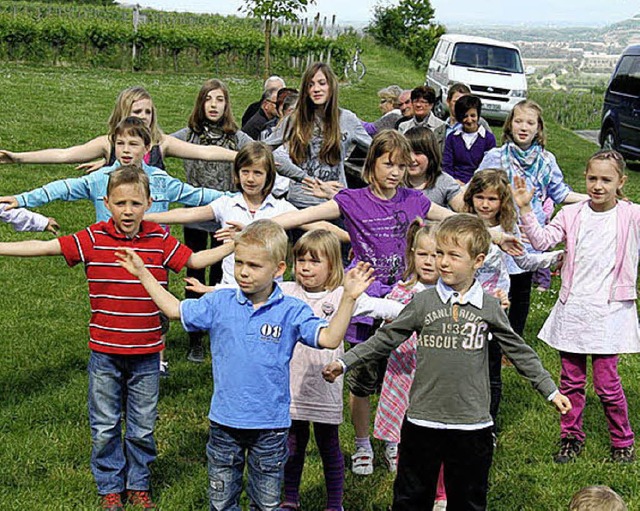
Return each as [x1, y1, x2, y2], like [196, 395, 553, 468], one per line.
[520, 200, 640, 303]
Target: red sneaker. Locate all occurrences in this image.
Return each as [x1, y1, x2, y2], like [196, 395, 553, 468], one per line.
[100, 493, 124, 511]
[126, 490, 157, 509]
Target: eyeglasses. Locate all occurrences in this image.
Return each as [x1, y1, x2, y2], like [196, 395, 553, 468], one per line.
[412, 99, 431, 106]
[379, 99, 391, 104]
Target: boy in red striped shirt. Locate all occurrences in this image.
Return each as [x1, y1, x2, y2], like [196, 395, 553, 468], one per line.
[0, 165, 231, 511]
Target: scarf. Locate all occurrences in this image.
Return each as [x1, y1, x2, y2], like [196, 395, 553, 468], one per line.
[501, 141, 551, 193]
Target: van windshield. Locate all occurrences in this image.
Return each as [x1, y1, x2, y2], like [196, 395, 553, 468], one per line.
[451, 43, 523, 73]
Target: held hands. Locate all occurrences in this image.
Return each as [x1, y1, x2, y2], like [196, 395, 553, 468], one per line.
[494, 289, 510, 310]
[0, 196, 19, 211]
[214, 220, 245, 242]
[342, 262, 375, 300]
[552, 393, 572, 415]
[114, 247, 146, 277]
[497, 233, 524, 257]
[184, 276, 215, 294]
[322, 361, 344, 383]
[76, 158, 106, 174]
[45, 217, 60, 235]
[511, 175, 534, 210]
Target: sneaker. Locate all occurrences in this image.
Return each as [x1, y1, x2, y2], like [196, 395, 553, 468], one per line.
[187, 343, 205, 363]
[384, 443, 398, 473]
[126, 490, 157, 509]
[610, 445, 635, 463]
[100, 493, 124, 511]
[159, 360, 170, 378]
[554, 436, 584, 463]
[351, 447, 374, 475]
[433, 500, 447, 511]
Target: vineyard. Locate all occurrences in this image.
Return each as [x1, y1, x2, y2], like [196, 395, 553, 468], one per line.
[0, 1, 354, 74]
[528, 89, 603, 130]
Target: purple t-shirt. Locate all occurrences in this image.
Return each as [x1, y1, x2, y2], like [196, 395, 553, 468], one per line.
[334, 187, 431, 286]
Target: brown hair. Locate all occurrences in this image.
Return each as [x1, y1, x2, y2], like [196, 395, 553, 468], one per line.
[404, 126, 442, 189]
[361, 130, 413, 194]
[502, 99, 547, 148]
[235, 219, 288, 264]
[106, 164, 150, 199]
[586, 149, 627, 199]
[293, 230, 344, 291]
[288, 62, 341, 167]
[107, 86, 162, 145]
[447, 82, 471, 100]
[403, 219, 439, 286]
[436, 214, 491, 259]
[233, 141, 276, 199]
[110, 117, 152, 148]
[569, 486, 627, 511]
[463, 169, 517, 231]
[188, 79, 238, 135]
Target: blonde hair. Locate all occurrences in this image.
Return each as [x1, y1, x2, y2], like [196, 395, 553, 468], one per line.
[436, 214, 491, 259]
[403, 219, 439, 287]
[569, 486, 627, 511]
[107, 87, 163, 145]
[502, 99, 547, 148]
[106, 164, 150, 199]
[378, 85, 403, 108]
[586, 149, 627, 199]
[233, 141, 276, 198]
[293, 230, 344, 291]
[463, 169, 517, 231]
[362, 130, 413, 194]
[235, 220, 288, 264]
[288, 62, 341, 167]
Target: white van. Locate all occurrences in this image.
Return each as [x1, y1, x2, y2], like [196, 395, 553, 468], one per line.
[426, 34, 529, 121]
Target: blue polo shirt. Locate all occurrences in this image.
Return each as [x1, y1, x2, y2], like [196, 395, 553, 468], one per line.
[180, 284, 329, 429]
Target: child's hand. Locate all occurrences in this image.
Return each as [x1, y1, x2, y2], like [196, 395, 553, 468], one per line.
[494, 289, 510, 310]
[214, 221, 245, 242]
[115, 247, 146, 277]
[76, 158, 106, 174]
[497, 233, 524, 257]
[45, 217, 60, 235]
[0, 150, 17, 164]
[0, 196, 19, 210]
[511, 175, 534, 209]
[343, 262, 375, 300]
[552, 393, 572, 415]
[322, 361, 344, 382]
[302, 177, 343, 200]
[184, 277, 214, 294]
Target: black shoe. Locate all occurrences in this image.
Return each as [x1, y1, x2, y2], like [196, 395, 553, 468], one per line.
[554, 436, 584, 463]
[187, 343, 205, 363]
[610, 445, 635, 463]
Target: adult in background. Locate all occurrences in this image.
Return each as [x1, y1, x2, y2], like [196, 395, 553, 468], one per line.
[241, 75, 286, 126]
[242, 87, 279, 140]
[260, 87, 299, 142]
[398, 86, 445, 134]
[362, 85, 403, 136]
[394, 89, 414, 129]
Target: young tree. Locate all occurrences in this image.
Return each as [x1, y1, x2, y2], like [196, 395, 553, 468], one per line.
[240, 0, 316, 76]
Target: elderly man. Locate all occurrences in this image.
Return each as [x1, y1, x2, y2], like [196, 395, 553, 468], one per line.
[241, 87, 279, 140]
[393, 89, 414, 129]
[241, 76, 286, 126]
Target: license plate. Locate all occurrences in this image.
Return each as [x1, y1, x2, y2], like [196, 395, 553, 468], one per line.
[484, 104, 501, 111]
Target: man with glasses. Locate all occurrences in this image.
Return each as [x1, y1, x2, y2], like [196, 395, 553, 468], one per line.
[242, 87, 279, 140]
[398, 86, 445, 134]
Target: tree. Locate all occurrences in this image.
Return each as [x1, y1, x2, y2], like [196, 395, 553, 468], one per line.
[240, 0, 316, 76]
[367, 0, 444, 70]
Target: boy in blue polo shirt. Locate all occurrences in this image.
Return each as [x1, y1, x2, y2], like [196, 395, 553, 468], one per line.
[116, 219, 374, 511]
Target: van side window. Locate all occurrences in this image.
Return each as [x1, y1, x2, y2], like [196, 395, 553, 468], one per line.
[609, 56, 640, 96]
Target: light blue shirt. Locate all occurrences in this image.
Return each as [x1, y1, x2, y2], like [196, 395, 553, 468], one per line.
[16, 161, 224, 222]
[180, 284, 329, 429]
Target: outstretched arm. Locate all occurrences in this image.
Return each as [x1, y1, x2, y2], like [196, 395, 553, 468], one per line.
[426, 202, 455, 221]
[187, 241, 235, 270]
[317, 262, 375, 349]
[145, 204, 214, 225]
[0, 239, 62, 257]
[272, 200, 341, 230]
[0, 136, 110, 165]
[163, 135, 236, 162]
[115, 248, 181, 319]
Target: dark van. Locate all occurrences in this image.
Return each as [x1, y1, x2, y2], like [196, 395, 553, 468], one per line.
[600, 44, 640, 160]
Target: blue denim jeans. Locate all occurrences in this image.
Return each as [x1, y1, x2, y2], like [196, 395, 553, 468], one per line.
[207, 421, 288, 511]
[88, 351, 160, 495]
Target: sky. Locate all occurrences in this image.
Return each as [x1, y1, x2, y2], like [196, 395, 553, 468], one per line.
[125, 0, 639, 27]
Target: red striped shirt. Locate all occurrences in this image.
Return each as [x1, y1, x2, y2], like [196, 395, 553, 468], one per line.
[59, 220, 192, 355]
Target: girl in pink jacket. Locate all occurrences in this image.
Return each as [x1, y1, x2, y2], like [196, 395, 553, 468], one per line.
[514, 150, 640, 465]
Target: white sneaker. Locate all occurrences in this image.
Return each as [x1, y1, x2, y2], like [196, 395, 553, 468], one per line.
[384, 443, 398, 473]
[433, 500, 447, 511]
[351, 447, 374, 475]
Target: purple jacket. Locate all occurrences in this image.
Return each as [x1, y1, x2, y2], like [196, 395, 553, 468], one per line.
[520, 200, 640, 303]
[442, 127, 497, 184]
[0, 204, 48, 232]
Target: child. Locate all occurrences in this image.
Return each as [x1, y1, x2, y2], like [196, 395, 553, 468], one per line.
[171, 78, 253, 362]
[569, 486, 627, 511]
[322, 214, 571, 511]
[0, 166, 231, 510]
[116, 220, 375, 511]
[145, 141, 346, 287]
[0, 86, 236, 170]
[477, 99, 587, 337]
[404, 126, 464, 211]
[280, 230, 404, 511]
[442, 95, 496, 184]
[272, 129, 454, 474]
[513, 150, 640, 464]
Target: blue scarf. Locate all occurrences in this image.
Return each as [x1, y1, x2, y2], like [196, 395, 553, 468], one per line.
[500, 141, 551, 193]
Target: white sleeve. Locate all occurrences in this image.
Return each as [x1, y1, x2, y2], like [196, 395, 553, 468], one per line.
[353, 293, 405, 320]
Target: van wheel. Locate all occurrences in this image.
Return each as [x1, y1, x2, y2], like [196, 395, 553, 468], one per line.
[433, 97, 446, 119]
[601, 127, 619, 151]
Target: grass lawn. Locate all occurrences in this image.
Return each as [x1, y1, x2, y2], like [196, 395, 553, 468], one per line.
[1, 40, 640, 510]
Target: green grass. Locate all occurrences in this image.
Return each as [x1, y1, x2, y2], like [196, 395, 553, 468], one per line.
[0, 42, 639, 510]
